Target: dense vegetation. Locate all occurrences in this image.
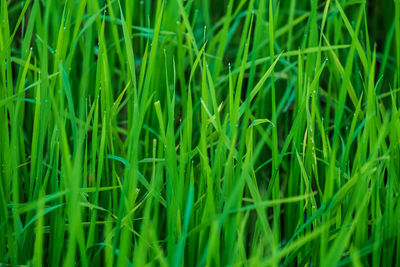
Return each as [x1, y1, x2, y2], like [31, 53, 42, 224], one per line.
[1, 0, 400, 266]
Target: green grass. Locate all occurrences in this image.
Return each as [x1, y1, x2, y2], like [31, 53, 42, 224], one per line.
[1, 0, 400, 266]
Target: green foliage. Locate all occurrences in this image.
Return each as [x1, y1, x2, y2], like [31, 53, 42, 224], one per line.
[1, 0, 399, 266]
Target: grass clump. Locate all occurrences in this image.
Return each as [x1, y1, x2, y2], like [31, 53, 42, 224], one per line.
[1, 0, 400, 266]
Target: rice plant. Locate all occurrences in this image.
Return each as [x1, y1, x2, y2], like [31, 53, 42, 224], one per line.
[1, 0, 400, 266]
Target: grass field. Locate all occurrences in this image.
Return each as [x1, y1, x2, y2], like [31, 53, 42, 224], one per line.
[1, 0, 400, 266]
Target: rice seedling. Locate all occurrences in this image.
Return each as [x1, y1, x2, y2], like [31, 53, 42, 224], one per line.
[1, 0, 399, 266]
